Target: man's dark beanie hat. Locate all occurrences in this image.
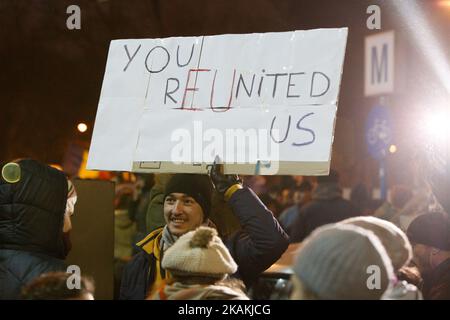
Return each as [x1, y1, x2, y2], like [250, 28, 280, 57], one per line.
[164, 174, 213, 220]
[407, 212, 450, 251]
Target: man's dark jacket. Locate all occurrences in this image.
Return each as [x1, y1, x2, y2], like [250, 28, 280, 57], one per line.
[290, 182, 360, 243]
[120, 187, 289, 300]
[422, 258, 450, 300]
[0, 159, 67, 299]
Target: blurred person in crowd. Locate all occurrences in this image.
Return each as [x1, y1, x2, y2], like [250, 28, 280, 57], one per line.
[293, 175, 305, 187]
[417, 127, 450, 217]
[290, 223, 395, 300]
[279, 187, 294, 212]
[0, 159, 75, 299]
[390, 150, 449, 231]
[393, 188, 435, 232]
[21, 272, 94, 300]
[150, 227, 248, 300]
[113, 188, 137, 299]
[114, 174, 157, 298]
[128, 173, 154, 246]
[119, 162, 288, 299]
[243, 175, 267, 196]
[278, 181, 313, 235]
[291, 179, 312, 204]
[280, 175, 304, 190]
[289, 170, 360, 243]
[266, 184, 294, 214]
[407, 212, 450, 299]
[350, 183, 372, 215]
[63, 180, 77, 254]
[259, 193, 282, 218]
[374, 185, 413, 223]
[268, 185, 281, 203]
[146, 174, 172, 233]
[340, 216, 422, 300]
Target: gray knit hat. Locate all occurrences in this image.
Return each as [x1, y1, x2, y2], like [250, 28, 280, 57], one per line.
[162, 226, 237, 278]
[340, 216, 412, 271]
[293, 224, 395, 300]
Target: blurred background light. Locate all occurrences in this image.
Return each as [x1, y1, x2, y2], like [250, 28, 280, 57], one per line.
[419, 109, 450, 151]
[392, 0, 450, 94]
[389, 144, 397, 154]
[437, 0, 450, 8]
[77, 123, 88, 133]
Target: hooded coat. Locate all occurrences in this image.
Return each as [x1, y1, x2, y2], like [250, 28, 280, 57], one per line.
[0, 159, 68, 299]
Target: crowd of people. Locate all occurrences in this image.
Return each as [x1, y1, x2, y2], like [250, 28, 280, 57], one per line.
[0, 158, 449, 300]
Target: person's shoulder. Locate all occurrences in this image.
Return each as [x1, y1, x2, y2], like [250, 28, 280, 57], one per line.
[122, 250, 151, 278]
[298, 200, 321, 214]
[279, 205, 298, 219]
[10, 249, 65, 267]
[136, 227, 164, 249]
[335, 197, 359, 209]
[207, 284, 250, 300]
[332, 198, 361, 217]
[435, 260, 450, 285]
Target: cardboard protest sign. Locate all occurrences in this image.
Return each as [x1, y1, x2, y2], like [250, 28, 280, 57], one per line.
[87, 28, 348, 174]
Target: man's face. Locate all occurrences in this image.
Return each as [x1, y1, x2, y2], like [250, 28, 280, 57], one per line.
[412, 243, 433, 276]
[164, 193, 204, 236]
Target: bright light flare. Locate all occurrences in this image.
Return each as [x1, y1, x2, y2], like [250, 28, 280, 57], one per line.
[392, 1, 450, 93]
[437, 0, 450, 8]
[424, 114, 447, 136]
[389, 145, 397, 153]
[77, 123, 88, 133]
[420, 111, 450, 147]
[49, 164, 63, 171]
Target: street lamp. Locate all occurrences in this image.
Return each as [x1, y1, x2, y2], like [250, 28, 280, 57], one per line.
[77, 123, 88, 133]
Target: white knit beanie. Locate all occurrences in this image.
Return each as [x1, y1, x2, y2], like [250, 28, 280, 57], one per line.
[340, 216, 412, 271]
[162, 226, 237, 278]
[293, 224, 395, 300]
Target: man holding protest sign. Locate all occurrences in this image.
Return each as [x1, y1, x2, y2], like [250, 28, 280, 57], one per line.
[119, 163, 289, 299]
[87, 28, 348, 299]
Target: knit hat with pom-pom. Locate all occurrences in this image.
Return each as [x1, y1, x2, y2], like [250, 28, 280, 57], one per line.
[161, 226, 238, 279]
